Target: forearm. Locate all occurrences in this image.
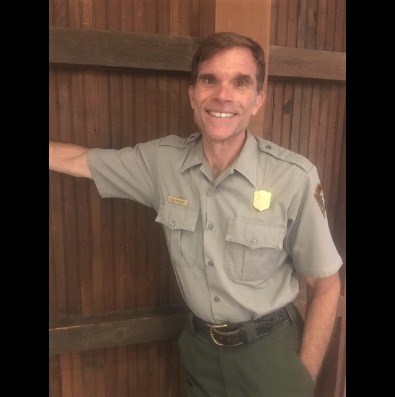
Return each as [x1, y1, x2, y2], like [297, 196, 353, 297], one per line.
[49, 141, 92, 178]
[299, 273, 340, 382]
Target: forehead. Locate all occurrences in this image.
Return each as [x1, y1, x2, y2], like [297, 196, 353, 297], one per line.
[198, 47, 257, 78]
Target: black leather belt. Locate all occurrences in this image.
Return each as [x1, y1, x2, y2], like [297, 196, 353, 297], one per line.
[192, 306, 290, 346]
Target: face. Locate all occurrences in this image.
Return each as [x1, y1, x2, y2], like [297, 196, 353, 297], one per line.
[188, 47, 265, 144]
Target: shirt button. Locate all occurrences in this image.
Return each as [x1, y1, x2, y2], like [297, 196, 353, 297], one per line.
[266, 145, 272, 149]
[208, 260, 214, 267]
[208, 223, 214, 230]
[214, 296, 220, 302]
[250, 237, 257, 245]
[171, 221, 175, 227]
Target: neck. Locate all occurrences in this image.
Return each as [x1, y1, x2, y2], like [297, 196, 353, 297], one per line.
[202, 131, 247, 178]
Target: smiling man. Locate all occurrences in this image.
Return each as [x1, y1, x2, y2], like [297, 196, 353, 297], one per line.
[49, 32, 342, 397]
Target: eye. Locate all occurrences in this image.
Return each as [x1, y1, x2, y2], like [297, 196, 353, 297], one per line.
[204, 77, 215, 85]
[235, 79, 248, 87]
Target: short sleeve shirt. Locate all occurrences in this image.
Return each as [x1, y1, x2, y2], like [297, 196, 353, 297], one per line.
[87, 132, 342, 323]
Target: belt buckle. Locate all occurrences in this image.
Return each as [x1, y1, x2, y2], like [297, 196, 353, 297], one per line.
[208, 323, 243, 347]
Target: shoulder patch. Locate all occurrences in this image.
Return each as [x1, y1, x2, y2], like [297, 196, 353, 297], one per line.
[258, 138, 313, 173]
[158, 132, 201, 149]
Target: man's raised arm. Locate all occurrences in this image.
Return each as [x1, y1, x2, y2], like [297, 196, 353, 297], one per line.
[49, 141, 92, 179]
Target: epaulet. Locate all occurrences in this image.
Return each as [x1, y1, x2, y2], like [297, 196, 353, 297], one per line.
[258, 138, 313, 173]
[158, 132, 201, 148]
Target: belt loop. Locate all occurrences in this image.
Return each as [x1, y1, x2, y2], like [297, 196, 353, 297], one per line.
[241, 321, 258, 344]
[285, 302, 296, 324]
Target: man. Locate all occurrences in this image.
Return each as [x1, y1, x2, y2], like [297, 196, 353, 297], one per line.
[50, 32, 342, 396]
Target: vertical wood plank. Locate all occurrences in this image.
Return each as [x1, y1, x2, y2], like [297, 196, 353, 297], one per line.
[104, 347, 117, 396]
[52, 0, 69, 27]
[286, 0, 298, 47]
[81, 350, 98, 397]
[335, 0, 346, 52]
[289, 82, 303, 154]
[70, 351, 84, 395]
[127, 345, 139, 396]
[198, 0, 216, 38]
[115, 346, 128, 396]
[306, 0, 318, 50]
[49, 355, 63, 396]
[316, 0, 327, 50]
[316, 84, 330, 180]
[307, 84, 320, 166]
[180, 0, 191, 36]
[276, 0, 288, 46]
[325, 0, 336, 51]
[270, 0, 278, 45]
[298, 84, 312, 158]
[271, 81, 284, 145]
[281, 82, 294, 149]
[262, 80, 274, 141]
[59, 354, 73, 397]
[296, 0, 308, 48]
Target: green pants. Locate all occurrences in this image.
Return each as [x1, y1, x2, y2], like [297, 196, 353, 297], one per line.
[178, 304, 315, 397]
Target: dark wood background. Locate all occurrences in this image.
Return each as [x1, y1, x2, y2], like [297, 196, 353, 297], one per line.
[49, 1, 346, 396]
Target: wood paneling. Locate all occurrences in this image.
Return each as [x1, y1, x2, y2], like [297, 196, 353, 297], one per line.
[50, 305, 189, 355]
[49, 27, 199, 72]
[269, 46, 345, 82]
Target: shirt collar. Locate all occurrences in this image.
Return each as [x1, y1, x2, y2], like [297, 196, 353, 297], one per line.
[180, 131, 258, 187]
[233, 131, 257, 187]
[181, 134, 204, 173]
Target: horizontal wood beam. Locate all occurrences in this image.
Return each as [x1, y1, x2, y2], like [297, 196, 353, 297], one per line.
[49, 305, 189, 355]
[49, 27, 198, 73]
[49, 27, 345, 83]
[268, 45, 346, 83]
[49, 295, 345, 355]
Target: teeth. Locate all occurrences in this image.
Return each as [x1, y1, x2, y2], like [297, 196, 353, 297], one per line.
[208, 111, 235, 118]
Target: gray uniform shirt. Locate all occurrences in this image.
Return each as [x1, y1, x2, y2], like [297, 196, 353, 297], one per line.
[87, 131, 342, 323]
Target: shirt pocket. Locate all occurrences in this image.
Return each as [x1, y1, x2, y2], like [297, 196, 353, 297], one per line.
[155, 203, 200, 268]
[224, 217, 286, 282]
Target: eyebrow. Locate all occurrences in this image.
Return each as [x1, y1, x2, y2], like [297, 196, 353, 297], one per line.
[197, 73, 216, 81]
[197, 73, 254, 84]
[234, 73, 254, 84]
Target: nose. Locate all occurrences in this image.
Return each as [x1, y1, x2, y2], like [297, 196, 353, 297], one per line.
[214, 82, 233, 102]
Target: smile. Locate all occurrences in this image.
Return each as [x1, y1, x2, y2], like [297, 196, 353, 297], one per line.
[207, 111, 236, 118]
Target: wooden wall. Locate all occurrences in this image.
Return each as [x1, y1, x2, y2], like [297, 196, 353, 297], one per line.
[49, 1, 346, 396]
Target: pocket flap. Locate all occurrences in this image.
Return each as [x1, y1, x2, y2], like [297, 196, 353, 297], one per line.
[225, 217, 285, 249]
[155, 203, 199, 232]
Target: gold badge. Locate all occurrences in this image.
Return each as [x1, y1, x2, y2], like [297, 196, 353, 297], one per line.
[253, 190, 271, 211]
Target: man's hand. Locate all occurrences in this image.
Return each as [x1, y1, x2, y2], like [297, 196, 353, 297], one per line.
[299, 272, 341, 382]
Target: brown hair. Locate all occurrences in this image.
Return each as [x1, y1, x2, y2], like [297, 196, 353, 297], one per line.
[190, 32, 266, 92]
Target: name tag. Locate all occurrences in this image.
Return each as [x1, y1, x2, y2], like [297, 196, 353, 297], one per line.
[168, 195, 188, 206]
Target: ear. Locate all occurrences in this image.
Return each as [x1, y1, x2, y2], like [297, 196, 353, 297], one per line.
[252, 90, 265, 116]
[188, 85, 195, 109]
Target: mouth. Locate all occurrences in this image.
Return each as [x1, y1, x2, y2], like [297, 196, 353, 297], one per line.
[207, 110, 237, 119]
